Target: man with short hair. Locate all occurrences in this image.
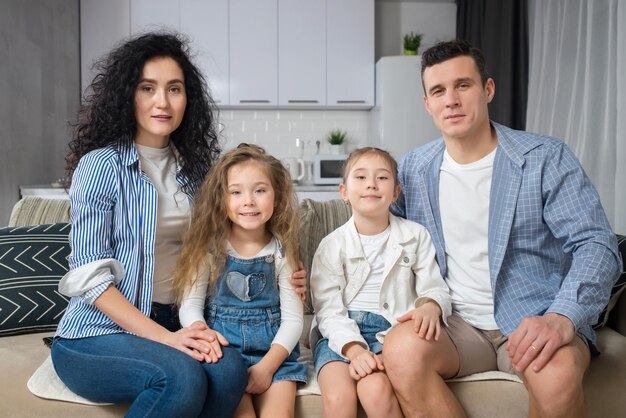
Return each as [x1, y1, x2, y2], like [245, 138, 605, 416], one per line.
[383, 39, 621, 417]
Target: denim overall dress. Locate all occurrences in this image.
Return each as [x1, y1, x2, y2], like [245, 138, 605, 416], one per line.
[205, 245, 307, 383]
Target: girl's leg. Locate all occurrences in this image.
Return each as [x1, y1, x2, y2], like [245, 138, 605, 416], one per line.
[51, 334, 207, 418]
[253, 380, 297, 418]
[233, 393, 257, 418]
[356, 371, 403, 418]
[198, 345, 248, 418]
[317, 361, 358, 418]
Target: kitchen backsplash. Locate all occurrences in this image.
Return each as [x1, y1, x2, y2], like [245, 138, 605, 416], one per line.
[218, 109, 370, 159]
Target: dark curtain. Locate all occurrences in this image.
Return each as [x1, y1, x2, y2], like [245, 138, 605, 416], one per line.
[456, 0, 528, 130]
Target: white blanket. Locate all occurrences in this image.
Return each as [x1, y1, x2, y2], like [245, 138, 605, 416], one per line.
[29, 349, 521, 406]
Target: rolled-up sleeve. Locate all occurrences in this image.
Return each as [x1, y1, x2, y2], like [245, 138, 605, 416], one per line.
[65, 154, 119, 303]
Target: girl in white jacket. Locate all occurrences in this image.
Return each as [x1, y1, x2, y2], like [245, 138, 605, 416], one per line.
[310, 147, 451, 418]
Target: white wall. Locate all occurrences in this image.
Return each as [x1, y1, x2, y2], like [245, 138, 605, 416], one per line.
[0, 0, 80, 225]
[376, 0, 457, 60]
[219, 110, 370, 160]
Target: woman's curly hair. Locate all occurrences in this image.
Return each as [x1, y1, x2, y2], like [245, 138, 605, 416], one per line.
[65, 31, 221, 194]
[173, 144, 300, 303]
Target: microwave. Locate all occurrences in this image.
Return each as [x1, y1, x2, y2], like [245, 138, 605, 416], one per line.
[313, 154, 348, 185]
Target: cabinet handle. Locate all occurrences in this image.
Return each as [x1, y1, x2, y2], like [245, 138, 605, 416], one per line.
[239, 100, 271, 103]
[287, 100, 319, 103]
[336, 100, 367, 104]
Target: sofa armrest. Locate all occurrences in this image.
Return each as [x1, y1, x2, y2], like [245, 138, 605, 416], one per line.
[9, 197, 70, 227]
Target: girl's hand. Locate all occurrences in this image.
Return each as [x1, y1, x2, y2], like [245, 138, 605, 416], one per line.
[290, 261, 307, 301]
[348, 351, 384, 380]
[397, 301, 442, 341]
[245, 363, 274, 394]
[344, 342, 384, 381]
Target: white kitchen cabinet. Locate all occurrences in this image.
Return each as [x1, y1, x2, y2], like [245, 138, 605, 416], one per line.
[80, 0, 374, 109]
[80, 0, 130, 96]
[229, 0, 278, 107]
[130, 0, 179, 34]
[180, 0, 230, 105]
[278, 0, 326, 108]
[326, 0, 375, 108]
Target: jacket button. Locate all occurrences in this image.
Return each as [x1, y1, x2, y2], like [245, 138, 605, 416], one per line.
[383, 302, 389, 309]
[403, 256, 409, 263]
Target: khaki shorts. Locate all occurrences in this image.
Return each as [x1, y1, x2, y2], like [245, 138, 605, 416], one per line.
[445, 314, 590, 378]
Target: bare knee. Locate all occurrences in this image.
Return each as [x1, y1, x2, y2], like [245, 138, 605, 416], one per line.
[383, 322, 457, 382]
[524, 344, 588, 417]
[322, 384, 357, 417]
[383, 323, 424, 371]
[357, 373, 398, 414]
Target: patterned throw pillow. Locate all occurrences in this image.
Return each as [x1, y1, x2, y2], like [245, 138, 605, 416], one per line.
[0, 223, 71, 336]
[594, 234, 626, 329]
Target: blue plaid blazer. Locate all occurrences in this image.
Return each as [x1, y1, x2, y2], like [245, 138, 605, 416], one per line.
[392, 122, 622, 345]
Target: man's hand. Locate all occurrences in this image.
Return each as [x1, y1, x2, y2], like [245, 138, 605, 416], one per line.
[506, 313, 575, 373]
[290, 261, 307, 301]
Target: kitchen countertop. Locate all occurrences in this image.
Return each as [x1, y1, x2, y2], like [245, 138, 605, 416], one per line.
[294, 184, 340, 191]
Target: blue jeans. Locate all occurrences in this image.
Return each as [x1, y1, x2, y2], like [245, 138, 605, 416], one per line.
[51, 334, 247, 418]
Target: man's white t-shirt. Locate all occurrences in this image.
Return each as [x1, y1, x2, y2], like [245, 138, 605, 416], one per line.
[439, 148, 498, 330]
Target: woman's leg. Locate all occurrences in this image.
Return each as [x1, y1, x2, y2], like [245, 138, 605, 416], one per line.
[198, 345, 248, 418]
[51, 334, 208, 418]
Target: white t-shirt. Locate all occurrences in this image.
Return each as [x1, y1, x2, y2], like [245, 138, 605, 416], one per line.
[136, 144, 190, 304]
[347, 226, 391, 313]
[439, 148, 498, 330]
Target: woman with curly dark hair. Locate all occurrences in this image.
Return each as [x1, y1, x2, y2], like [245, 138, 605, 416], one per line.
[48, 32, 248, 417]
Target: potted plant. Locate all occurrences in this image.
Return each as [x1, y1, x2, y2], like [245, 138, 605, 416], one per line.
[327, 129, 346, 154]
[403, 32, 423, 55]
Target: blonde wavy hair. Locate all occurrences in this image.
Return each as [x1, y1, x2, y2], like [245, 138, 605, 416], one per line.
[173, 143, 300, 303]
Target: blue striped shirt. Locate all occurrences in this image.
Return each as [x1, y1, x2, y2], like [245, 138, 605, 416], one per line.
[55, 142, 197, 339]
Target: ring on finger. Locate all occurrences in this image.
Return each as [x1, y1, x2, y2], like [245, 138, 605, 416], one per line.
[529, 344, 538, 351]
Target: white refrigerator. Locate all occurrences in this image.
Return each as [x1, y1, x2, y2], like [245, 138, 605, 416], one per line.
[369, 56, 441, 160]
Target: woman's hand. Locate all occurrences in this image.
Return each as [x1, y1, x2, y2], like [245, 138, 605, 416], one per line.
[162, 321, 229, 363]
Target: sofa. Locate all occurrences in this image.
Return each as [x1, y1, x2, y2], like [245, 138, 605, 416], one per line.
[1, 196, 625, 417]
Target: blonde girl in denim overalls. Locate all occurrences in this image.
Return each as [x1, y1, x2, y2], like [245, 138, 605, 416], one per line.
[173, 144, 307, 418]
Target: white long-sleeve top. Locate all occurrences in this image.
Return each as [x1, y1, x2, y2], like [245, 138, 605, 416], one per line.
[310, 213, 451, 359]
[179, 238, 304, 354]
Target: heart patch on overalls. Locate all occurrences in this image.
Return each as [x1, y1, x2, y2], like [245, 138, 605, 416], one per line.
[226, 271, 267, 302]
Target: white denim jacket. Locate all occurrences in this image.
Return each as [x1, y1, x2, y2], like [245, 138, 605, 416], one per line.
[309, 213, 451, 359]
